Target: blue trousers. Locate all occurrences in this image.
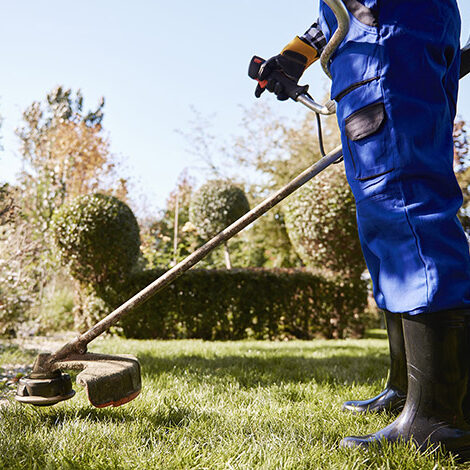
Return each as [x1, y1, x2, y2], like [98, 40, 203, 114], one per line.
[319, 0, 470, 314]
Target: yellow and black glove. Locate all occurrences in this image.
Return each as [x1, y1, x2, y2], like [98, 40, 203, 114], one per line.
[254, 37, 319, 101]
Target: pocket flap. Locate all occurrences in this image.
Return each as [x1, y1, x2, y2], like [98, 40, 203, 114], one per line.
[344, 102, 385, 141]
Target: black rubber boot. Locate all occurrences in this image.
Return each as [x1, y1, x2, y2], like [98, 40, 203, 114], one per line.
[340, 310, 470, 461]
[462, 316, 470, 424]
[342, 311, 407, 414]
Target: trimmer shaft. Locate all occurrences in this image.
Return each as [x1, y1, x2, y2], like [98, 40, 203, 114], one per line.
[15, 370, 75, 406]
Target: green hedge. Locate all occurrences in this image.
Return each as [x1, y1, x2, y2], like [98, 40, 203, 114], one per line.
[98, 268, 368, 340]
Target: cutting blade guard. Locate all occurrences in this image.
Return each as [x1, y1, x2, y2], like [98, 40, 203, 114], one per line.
[15, 352, 141, 408]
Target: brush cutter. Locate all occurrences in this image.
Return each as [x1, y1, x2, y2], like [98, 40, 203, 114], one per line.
[15, 146, 344, 408]
[14, 0, 350, 410]
[18, 1, 468, 410]
[15, 104, 344, 409]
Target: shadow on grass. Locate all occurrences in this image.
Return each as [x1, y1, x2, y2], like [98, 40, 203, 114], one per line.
[5, 341, 391, 430]
[137, 350, 390, 389]
[364, 329, 388, 340]
[34, 402, 219, 430]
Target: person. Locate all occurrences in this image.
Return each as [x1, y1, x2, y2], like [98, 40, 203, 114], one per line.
[253, 0, 470, 458]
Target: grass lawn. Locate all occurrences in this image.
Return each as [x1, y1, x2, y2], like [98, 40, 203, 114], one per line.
[0, 334, 467, 469]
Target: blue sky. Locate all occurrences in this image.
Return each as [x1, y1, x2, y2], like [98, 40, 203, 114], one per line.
[1, 1, 469, 214]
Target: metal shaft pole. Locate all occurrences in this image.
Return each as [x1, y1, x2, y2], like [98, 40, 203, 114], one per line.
[173, 192, 179, 266]
[47, 0, 351, 366]
[48, 144, 343, 363]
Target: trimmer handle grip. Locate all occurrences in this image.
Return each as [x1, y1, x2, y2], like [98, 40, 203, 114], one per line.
[248, 55, 309, 101]
[248, 56, 265, 81]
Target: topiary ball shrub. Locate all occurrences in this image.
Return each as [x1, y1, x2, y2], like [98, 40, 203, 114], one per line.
[284, 164, 365, 279]
[52, 193, 140, 286]
[189, 180, 250, 239]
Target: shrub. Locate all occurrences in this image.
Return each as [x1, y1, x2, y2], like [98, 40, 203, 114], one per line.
[52, 193, 140, 286]
[37, 283, 75, 333]
[0, 219, 39, 337]
[73, 285, 113, 331]
[97, 268, 369, 339]
[189, 180, 250, 239]
[52, 192, 370, 339]
[283, 164, 365, 279]
[0, 259, 35, 337]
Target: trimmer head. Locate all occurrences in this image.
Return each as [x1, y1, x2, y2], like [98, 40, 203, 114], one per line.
[15, 370, 75, 406]
[15, 352, 141, 408]
[68, 353, 142, 408]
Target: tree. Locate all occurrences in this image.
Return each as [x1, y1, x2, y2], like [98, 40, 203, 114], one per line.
[0, 200, 46, 336]
[454, 118, 469, 168]
[0, 119, 37, 336]
[189, 180, 250, 269]
[181, 102, 342, 269]
[50, 193, 139, 330]
[52, 193, 140, 287]
[284, 163, 365, 279]
[139, 171, 202, 269]
[1, 87, 128, 334]
[17, 86, 127, 231]
[228, 103, 342, 268]
[0, 183, 15, 226]
[454, 118, 470, 234]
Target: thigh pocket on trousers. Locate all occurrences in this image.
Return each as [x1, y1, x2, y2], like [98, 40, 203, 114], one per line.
[344, 101, 393, 181]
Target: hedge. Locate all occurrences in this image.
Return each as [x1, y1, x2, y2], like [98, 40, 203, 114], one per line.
[97, 268, 369, 340]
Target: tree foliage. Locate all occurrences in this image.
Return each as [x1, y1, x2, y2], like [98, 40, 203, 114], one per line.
[0, 183, 16, 226]
[284, 163, 364, 279]
[0, 214, 39, 336]
[139, 172, 202, 268]
[52, 193, 140, 286]
[0, 118, 40, 336]
[139, 173, 241, 271]
[189, 180, 250, 239]
[454, 118, 469, 167]
[454, 118, 470, 234]
[227, 103, 342, 268]
[230, 103, 341, 190]
[189, 180, 249, 269]
[17, 86, 127, 230]
[0, 87, 131, 334]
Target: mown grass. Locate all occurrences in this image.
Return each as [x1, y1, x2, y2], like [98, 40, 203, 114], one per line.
[0, 344, 37, 367]
[0, 336, 468, 469]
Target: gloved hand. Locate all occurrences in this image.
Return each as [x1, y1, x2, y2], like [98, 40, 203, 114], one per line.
[254, 36, 318, 101]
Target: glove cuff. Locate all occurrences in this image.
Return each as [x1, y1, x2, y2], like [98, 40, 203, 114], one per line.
[281, 36, 319, 68]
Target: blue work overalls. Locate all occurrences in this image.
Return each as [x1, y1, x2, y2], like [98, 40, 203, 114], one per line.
[318, 0, 470, 314]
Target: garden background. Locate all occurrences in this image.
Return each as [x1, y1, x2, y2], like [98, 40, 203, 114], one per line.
[1, 1, 470, 469]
